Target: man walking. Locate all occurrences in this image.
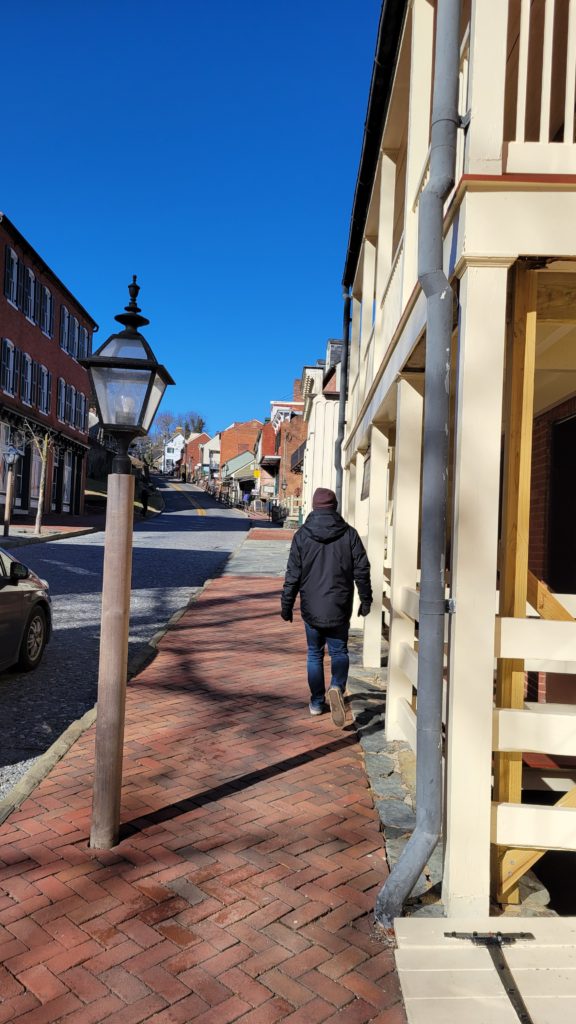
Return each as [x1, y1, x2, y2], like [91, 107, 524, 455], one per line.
[280, 487, 372, 727]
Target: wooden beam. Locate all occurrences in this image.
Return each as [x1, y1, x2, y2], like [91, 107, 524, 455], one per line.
[495, 617, 576, 660]
[527, 570, 574, 621]
[493, 705, 576, 756]
[497, 786, 576, 898]
[537, 273, 576, 322]
[493, 264, 537, 904]
[493, 799, 576, 852]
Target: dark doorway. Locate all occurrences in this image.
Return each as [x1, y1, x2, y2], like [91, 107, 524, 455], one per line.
[548, 415, 576, 592]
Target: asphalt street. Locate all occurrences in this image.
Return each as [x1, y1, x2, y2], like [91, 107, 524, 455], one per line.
[0, 482, 250, 799]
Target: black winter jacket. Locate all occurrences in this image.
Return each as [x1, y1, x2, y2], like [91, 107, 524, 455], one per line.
[281, 510, 372, 628]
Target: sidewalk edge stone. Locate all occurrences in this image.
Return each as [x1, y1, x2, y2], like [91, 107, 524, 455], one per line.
[0, 707, 97, 825]
[0, 577, 216, 825]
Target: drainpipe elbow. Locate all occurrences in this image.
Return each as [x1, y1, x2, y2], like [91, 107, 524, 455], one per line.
[428, 169, 455, 203]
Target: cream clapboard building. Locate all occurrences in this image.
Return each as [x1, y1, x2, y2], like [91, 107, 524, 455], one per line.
[342, 0, 576, 917]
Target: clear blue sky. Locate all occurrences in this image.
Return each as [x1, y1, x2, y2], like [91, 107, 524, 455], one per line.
[3, 1, 379, 436]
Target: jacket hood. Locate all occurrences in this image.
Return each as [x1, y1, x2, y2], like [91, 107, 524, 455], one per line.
[302, 510, 349, 544]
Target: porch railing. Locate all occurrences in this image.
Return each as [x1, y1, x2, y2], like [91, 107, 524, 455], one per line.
[505, 0, 576, 172]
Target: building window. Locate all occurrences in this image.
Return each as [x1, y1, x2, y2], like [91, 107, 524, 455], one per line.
[38, 366, 51, 414]
[63, 451, 73, 507]
[24, 269, 35, 320]
[78, 326, 88, 359]
[41, 287, 54, 336]
[60, 306, 69, 351]
[69, 386, 76, 426]
[0, 339, 16, 395]
[64, 384, 73, 424]
[57, 377, 65, 420]
[3, 248, 18, 305]
[20, 354, 32, 404]
[75, 392, 86, 430]
[30, 359, 38, 406]
[69, 317, 79, 359]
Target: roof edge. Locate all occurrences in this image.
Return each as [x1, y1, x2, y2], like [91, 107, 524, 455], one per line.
[342, 0, 409, 290]
[0, 212, 99, 330]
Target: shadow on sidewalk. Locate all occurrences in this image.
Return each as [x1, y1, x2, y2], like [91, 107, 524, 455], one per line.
[119, 732, 358, 841]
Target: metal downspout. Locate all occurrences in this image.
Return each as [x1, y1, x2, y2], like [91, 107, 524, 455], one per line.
[375, 0, 460, 930]
[335, 290, 352, 511]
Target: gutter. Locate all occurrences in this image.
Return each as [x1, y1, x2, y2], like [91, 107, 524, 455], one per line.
[342, 0, 409, 290]
[375, 0, 461, 930]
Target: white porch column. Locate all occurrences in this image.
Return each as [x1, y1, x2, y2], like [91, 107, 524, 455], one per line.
[385, 380, 423, 741]
[374, 155, 397, 367]
[363, 425, 389, 667]
[354, 451, 369, 542]
[402, 0, 434, 304]
[466, 0, 508, 174]
[349, 296, 362, 425]
[347, 458, 357, 528]
[350, 452, 369, 631]
[442, 262, 510, 916]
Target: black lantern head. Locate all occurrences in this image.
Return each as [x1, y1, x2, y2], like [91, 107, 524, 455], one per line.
[81, 277, 174, 438]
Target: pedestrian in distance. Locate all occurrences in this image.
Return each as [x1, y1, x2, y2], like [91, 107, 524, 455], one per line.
[280, 486, 372, 727]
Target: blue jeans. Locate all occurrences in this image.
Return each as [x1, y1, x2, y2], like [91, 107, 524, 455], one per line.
[304, 623, 349, 704]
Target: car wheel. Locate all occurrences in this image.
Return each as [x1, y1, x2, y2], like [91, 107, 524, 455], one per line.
[18, 607, 47, 671]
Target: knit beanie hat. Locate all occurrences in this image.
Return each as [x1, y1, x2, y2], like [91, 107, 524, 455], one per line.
[312, 487, 337, 511]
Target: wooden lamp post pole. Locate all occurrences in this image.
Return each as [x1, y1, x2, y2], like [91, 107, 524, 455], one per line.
[89, 442, 134, 849]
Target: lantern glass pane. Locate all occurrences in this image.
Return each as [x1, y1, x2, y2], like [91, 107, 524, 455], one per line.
[142, 373, 167, 433]
[98, 335, 149, 359]
[91, 366, 152, 428]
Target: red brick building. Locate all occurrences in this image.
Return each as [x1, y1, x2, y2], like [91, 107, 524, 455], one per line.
[218, 420, 262, 483]
[254, 421, 279, 498]
[182, 431, 210, 481]
[254, 381, 306, 504]
[0, 214, 97, 516]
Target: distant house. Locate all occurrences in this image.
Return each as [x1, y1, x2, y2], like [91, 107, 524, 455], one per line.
[220, 450, 257, 505]
[182, 431, 210, 482]
[0, 213, 97, 517]
[162, 431, 185, 474]
[219, 420, 262, 480]
[199, 432, 221, 488]
[294, 346, 342, 517]
[254, 421, 278, 499]
[254, 382, 306, 510]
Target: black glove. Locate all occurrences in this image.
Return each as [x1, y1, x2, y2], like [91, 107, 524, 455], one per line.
[358, 602, 371, 617]
[281, 608, 293, 622]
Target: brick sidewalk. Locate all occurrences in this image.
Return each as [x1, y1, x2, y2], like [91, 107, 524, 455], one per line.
[0, 574, 406, 1024]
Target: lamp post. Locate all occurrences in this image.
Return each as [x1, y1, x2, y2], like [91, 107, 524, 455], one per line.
[81, 277, 174, 848]
[2, 445, 23, 537]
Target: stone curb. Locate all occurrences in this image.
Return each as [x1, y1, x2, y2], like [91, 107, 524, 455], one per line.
[0, 707, 97, 826]
[1, 527, 100, 549]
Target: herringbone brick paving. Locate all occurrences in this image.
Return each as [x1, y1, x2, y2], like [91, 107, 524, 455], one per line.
[0, 573, 406, 1023]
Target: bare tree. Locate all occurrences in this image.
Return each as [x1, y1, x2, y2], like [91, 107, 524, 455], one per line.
[182, 412, 206, 434]
[152, 410, 177, 440]
[18, 420, 58, 536]
[150, 409, 206, 441]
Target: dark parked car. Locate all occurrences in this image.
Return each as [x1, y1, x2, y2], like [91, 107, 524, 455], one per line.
[0, 547, 51, 672]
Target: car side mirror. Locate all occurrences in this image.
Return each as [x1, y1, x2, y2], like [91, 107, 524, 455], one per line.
[9, 562, 30, 583]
